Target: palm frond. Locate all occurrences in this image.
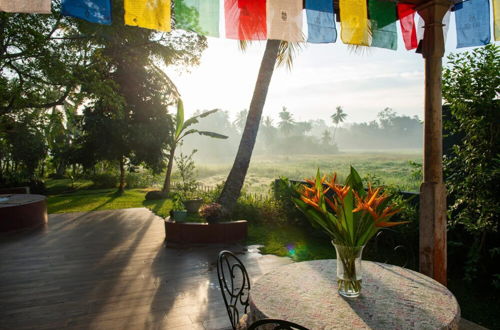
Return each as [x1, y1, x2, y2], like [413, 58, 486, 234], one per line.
[238, 40, 250, 52]
[276, 41, 303, 71]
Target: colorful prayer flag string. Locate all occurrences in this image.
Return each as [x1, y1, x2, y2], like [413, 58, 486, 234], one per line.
[397, 4, 417, 50]
[455, 0, 491, 48]
[0, 0, 51, 14]
[62, 0, 111, 25]
[339, 0, 371, 46]
[267, 0, 303, 42]
[124, 0, 171, 32]
[225, 0, 267, 40]
[174, 0, 220, 37]
[494, 0, 500, 41]
[305, 0, 337, 44]
[368, 0, 397, 50]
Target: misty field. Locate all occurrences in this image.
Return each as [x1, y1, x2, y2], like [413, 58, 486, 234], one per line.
[195, 150, 422, 194]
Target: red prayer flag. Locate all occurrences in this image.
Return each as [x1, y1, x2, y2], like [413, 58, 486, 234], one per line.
[397, 4, 418, 50]
[225, 0, 267, 40]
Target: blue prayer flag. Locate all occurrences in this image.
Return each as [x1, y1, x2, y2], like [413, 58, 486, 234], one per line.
[455, 0, 490, 48]
[305, 0, 337, 43]
[62, 0, 112, 25]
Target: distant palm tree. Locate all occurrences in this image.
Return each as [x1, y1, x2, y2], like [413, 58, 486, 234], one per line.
[217, 40, 301, 211]
[331, 106, 347, 143]
[321, 129, 332, 145]
[233, 109, 248, 133]
[278, 106, 295, 137]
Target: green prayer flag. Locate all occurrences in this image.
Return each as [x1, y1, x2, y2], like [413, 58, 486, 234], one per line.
[174, 0, 220, 37]
[368, 0, 397, 50]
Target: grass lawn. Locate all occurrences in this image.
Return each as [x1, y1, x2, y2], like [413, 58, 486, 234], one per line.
[47, 188, 173, 218]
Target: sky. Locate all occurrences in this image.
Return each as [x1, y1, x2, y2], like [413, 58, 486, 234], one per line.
[166, 12, 494, 125]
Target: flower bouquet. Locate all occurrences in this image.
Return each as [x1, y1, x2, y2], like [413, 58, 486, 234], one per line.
[291, 166, 408, 297]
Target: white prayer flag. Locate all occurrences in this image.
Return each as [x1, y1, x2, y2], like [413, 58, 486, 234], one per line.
[267, 0, 304, 42]
[0, 0, 51, 14]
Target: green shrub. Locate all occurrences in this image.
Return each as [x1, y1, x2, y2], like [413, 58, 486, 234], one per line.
[126, 172, 159, 189]
[91, 173, 118, 189]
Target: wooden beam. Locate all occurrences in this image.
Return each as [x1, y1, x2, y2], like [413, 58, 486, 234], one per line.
[417, 0, 453, 286]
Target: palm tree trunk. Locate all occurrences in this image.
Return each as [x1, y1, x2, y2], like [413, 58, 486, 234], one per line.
[333, 124, 338, 143]
[162, 146, 176, 195]
[218, 40, 281, 212]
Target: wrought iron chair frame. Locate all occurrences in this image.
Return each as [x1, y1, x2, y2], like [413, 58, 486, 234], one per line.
[248, 318, 309, 330]
[217, 250, 251, 330]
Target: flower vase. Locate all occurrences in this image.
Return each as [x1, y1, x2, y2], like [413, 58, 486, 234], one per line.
[333, 242, 365, 298]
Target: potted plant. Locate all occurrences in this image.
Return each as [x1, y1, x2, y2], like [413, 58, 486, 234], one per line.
[175, 150, 204, 214]
[170, 195, 187, 222]
[199, 203, 227, 224]
[289, 166, 408, 298]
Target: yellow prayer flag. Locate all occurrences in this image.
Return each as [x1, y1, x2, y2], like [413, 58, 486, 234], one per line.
[494, 0, 500, 41]
[124, 0, 171, 32]
[339, 0, 371, 46]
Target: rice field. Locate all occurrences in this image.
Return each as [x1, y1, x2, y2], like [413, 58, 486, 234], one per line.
[196, 150, 423, 193]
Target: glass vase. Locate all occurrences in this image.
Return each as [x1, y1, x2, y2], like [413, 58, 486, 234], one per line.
[332, 242, 365, 298]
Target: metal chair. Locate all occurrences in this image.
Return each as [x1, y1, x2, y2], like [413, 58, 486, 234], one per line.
[217, 250, 251, 330]
[247, 319, 309, 330]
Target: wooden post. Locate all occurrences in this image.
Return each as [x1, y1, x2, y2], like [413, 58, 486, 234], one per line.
[417, 0, 452, 286]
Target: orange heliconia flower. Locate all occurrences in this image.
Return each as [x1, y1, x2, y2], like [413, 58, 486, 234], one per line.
[325, 173, 350, 201]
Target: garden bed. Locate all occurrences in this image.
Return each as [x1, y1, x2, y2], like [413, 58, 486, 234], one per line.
[164, 217, 247, 244]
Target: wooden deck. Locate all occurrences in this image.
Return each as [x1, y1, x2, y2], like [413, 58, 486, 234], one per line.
[0, 208, 292, 330]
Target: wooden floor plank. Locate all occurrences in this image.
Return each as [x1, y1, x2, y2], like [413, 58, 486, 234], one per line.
[0, 208, 292, 330]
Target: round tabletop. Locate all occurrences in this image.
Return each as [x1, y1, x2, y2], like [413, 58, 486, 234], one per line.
[249, 260, 460, 330]
[0, 194, 46, 208]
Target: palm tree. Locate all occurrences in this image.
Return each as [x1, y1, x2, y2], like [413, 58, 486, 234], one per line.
[321, 129, 332, 146]
[217, 40, 301, 211]
[233, 109, 248, 133]
[278, 106, 295, 137]
[161, 99, 227, 195]
[331, 106, 348, 143]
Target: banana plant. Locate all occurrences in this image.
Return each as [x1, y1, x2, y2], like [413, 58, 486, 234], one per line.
[161, 99, 228, 195]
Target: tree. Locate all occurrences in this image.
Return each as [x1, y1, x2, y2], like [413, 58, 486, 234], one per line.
[331, 106, 348, 143]
[161, 100, 227, 195]
[321, 130, 332, 146]
[233, 109, 248, 133]
[74, 0, 207, 192]
[278, 106, 295, 137]
[217, 39, 289, 211]
[0, 11, 93, 116]
[442, 44, 500, 284]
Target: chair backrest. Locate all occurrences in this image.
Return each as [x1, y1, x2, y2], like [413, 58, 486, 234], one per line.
[248, 318, 309, 330]
[217, 250, 251, 330]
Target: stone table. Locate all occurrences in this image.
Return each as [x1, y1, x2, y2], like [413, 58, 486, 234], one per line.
[249, 260, 460, 329]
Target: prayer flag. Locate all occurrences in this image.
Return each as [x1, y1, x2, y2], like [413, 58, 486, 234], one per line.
[368, 0, 397, 50]
[455, 0, 491, 47]
[305, 0, 336, 43]
[174, 0, 219, 37]
[494, 0, 500, 41]
[0, 0, 51, 13]
[339, 0, 370, 46]
[62, 0, 111, 25]
[225, 0, 266, 40]
[267, 0, 303, 42]
[124, 0, 171, 32]
[397, 4, 417, 50]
